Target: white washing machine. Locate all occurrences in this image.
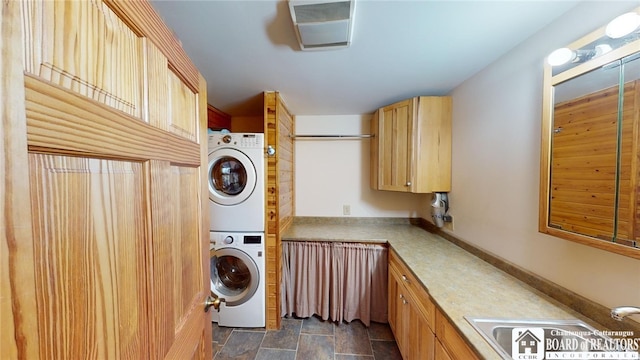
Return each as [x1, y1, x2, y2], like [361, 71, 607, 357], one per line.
[209, 231, 265, 328]
[208, 133, 264, 232]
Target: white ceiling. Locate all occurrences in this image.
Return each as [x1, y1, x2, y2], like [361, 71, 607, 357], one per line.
[150, 0, 580, 116]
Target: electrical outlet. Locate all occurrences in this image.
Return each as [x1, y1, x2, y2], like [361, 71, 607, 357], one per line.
[343, 205, 351, 216]
[444, 215, 454, 231]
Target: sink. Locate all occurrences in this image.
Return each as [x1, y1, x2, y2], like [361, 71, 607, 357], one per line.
[465, 317, 632, 359]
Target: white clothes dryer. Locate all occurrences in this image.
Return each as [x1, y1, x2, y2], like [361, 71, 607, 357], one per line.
[208, 133, 264, 232]
[209, 231, 265, 328]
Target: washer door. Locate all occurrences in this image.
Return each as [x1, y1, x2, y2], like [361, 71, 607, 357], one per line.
[208, 148, 257, 206]
[210, 248, 259, 306]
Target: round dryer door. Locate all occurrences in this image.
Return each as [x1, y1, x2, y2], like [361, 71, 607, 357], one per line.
[210, 248, 259, 306]
[208, 148, 257, 206]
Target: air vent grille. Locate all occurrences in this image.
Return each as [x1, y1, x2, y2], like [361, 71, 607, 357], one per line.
[289, 0, 355, 51]
[292, 1, 351, 23]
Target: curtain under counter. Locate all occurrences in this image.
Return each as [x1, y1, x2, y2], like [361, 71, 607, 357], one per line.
[281, 241, 388, 326]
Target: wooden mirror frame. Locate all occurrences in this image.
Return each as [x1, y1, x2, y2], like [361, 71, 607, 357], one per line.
[539, 7, 640, 260]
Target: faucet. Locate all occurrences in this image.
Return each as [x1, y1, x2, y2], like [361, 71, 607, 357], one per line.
[611, 306, 640, 321]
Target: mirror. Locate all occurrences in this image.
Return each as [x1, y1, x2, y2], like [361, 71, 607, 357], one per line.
[540, 8, 640, 259]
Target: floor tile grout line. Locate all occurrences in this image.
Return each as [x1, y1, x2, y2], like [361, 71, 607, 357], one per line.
[333, 321, 336, 360]
[295, 318, 303, 357]
[255, 327, 268, 359]
[299, 333, 335, 338]
[367, 326, 375, 359]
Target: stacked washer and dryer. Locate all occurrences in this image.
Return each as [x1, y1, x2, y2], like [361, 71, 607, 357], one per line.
[208, 133, 265, 328]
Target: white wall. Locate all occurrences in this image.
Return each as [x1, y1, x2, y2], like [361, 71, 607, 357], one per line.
[295, 115, 429, 217]
[448, 1, 640, 311]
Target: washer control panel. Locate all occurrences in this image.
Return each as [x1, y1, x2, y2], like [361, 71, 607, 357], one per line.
[210, 232, 264, 249]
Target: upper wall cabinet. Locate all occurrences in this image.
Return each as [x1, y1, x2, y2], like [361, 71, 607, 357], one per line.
[370, 96, 452, 193]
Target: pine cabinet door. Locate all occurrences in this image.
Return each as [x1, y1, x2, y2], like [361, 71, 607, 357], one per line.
[371, 96, 452, 193]
[377, 99, 414, 192]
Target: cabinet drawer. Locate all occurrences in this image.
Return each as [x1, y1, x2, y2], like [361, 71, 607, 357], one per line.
[435, 310, 480, 360]
[389, 249, 435, 330]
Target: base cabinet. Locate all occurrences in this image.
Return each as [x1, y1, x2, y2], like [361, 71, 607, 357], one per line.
[435, 340, 453, 360]
[435, 311, 480, 360]
[389, 249, 480, 360]
[389, 263, 435, 360]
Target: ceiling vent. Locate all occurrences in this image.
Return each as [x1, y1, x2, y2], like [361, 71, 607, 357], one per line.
[288, 0, 356, 51]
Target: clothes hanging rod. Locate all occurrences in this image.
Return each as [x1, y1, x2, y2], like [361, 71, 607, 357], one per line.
[289, 134, 374, 139]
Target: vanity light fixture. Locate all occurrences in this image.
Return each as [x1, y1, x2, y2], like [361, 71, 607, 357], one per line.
[605, 11, 640, 39]
[548, 11, 639, 67]
[547, 47, 608, 67]
[547, 47, 576, 66]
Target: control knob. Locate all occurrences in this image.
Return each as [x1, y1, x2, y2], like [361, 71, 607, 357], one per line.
[223, 236, 234, 245]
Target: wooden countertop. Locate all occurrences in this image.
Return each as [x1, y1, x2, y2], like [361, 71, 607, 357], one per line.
[282, 217, 614, 359]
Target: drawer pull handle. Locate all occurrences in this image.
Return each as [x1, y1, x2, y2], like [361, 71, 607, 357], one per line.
[399, 294, 404, 299]
[402, 299, 408, 305]
[402, 275, 409, 283]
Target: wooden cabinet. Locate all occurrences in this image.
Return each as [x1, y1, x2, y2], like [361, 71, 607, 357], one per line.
[435, 311, 480, 360]
[207, 104, 232, 130]
[389, 251, 436, 360]
[371, 96, 452, 193]
[388, 249, 480, 360]
[435, 340, 453, 360]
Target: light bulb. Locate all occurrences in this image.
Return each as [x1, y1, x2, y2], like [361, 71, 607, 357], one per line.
[547, 48, 576, 66]
[605, 12, 640, 39]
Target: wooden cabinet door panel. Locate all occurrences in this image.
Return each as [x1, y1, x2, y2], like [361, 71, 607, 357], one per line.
[379, 99, 413, 192]
[413, 97, 452, 193]
[29, 155, 149, 359]
[389, 264, 407, 355]
[407, 300, 435, 360]
[434, 340, 453, 360]
[435, 311, 479, 360]
[22, 0, 143, 119]
[388, 264, 399, 333]
[389, 260, 435, 360]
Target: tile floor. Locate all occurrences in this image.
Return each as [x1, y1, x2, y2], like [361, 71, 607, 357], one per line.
[212, 316, 402, 360]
